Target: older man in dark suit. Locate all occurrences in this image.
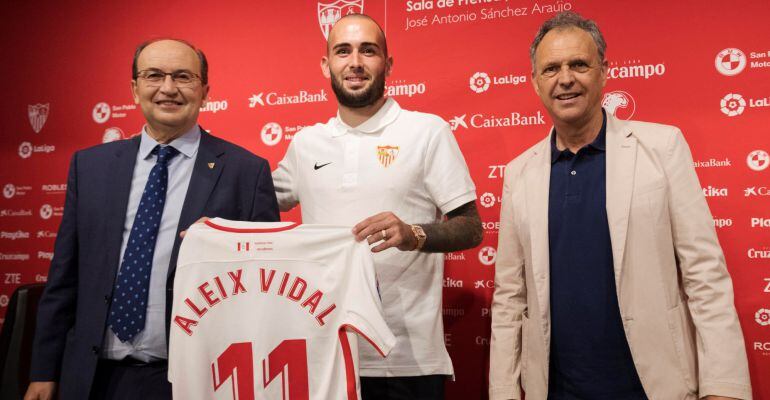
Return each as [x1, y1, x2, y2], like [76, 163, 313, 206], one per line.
[25, 38, 279, 400]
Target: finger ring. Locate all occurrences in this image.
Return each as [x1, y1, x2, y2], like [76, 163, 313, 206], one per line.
[382, 229, 388, 240]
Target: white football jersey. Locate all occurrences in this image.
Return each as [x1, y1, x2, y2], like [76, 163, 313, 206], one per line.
[169, 218, 396, 400]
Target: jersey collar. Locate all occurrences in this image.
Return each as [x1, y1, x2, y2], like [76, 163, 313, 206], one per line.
[330, 97, 401, 137]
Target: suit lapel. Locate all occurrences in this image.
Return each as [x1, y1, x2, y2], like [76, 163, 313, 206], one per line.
[605, 114, 637, 287]
[104, 136, 141, 281]
[169, 130, 225, 277]
[524, 135, 552, 339]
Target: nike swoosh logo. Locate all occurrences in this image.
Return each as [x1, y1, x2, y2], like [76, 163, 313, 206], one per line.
[314, 162, 332, 170]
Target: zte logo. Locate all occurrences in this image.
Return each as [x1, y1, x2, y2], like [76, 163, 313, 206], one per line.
[702, 186, 728, 197]
[4, 273, 21, 284]
[488, 165, 506, 179]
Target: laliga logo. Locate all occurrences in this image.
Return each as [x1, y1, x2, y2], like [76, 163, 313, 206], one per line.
[479, 192, 496, 208]
[757, 309, 770, 326]
[102, 127, 125, 143]
[40, 204, 53, 220]
[747, 150, 769, 172]
[478, 246, 497, 266]
[602, 91, 635, 120]
[469, 72, 491, 94]
[715, 48, 747, 76]
[3, 184, 15, 199]
[18, 142, 33, 159]
[28, 103, 50, 133]
[318, 0, 363, 40]
[92, 102, 111, 124]
[720, 93, 745, 117]
[260, 122, 283, 146]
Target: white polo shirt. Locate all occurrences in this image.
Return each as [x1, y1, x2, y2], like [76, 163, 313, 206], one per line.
[273, 97, 476, 377]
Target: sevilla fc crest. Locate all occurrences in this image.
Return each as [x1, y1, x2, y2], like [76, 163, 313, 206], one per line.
[28, 103, 50, 133]
[318, 0, 364, 40]
[377, 145, 399, 168]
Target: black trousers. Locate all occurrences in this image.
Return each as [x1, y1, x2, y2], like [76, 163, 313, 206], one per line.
[361, 375, 447, 400]
[89, 358, 171, 400]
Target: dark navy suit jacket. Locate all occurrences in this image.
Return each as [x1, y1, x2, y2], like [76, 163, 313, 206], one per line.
[29, 130, 280, 399]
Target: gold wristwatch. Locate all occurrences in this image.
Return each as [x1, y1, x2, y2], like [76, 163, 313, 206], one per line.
[410, 224, 427, 251]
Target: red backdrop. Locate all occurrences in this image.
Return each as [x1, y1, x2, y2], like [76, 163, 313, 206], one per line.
[1, 0, 768, 398]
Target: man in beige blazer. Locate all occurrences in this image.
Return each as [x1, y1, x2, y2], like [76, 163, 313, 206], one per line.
[489, 11, 752, 400]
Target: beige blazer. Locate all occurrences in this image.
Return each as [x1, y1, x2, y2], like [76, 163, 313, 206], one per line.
[489, 112, 752, 400]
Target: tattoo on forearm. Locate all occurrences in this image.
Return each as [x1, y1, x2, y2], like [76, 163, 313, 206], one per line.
[420, 201, 483, 253]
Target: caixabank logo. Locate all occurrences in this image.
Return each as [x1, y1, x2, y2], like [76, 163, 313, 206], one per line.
[249, 90, 328, 108]
[449, 111, 545, 131]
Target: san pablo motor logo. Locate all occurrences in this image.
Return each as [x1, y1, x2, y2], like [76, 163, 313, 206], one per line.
[715, 48, 747, 76]
[28, 103, 50, 133]
[376, 145, 399, 167]
[318, 0, 363, 40]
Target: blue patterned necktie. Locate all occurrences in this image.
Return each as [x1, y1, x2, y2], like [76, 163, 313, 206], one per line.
[108, 145, 179, 342]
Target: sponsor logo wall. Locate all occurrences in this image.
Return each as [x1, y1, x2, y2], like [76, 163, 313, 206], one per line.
[1, 1, 768, 398]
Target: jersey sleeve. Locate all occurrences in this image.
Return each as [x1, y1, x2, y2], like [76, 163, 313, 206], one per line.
[423, 122, 477, 214]
[272, 138, 300, 212]
[342, 241, 396, 357]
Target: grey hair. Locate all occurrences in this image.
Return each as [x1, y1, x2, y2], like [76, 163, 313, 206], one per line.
[529, 11, 606, 72]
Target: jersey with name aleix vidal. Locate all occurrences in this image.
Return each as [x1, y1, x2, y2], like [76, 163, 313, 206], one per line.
[169, 218, 396, 400]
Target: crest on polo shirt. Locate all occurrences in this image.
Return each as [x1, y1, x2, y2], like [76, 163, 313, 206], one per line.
[376, 145, 399, 168]
[28, 103, 49, 133]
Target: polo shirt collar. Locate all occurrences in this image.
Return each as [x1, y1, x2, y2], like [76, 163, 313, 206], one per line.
[550, 109, 607, 164]
[139, 125, 201, 160]
[330, 97, 401, 137]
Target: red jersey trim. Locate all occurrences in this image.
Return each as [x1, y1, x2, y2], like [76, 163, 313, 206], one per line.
[338, 324, 389, 400]
[204, 219, 299, 233]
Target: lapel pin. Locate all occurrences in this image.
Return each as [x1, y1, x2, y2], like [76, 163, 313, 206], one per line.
[207, 162, 215, 169]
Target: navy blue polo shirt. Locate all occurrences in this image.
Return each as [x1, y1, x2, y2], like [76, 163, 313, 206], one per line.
[547, 113, 646, 399]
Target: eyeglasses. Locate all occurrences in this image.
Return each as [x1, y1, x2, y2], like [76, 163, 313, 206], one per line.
[136, 69, 202, 87]
[539, 61, 600, 78]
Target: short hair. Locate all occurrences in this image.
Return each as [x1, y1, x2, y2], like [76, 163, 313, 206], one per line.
[529, 11, 606, 72]
[131, 38, 209, 84]
[327, 14, 388, 57]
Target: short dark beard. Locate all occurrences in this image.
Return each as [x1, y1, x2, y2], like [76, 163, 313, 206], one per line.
[330, 71, 386, 108]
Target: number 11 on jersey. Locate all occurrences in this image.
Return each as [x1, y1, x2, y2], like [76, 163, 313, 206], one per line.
[212, 339, 310, 400]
